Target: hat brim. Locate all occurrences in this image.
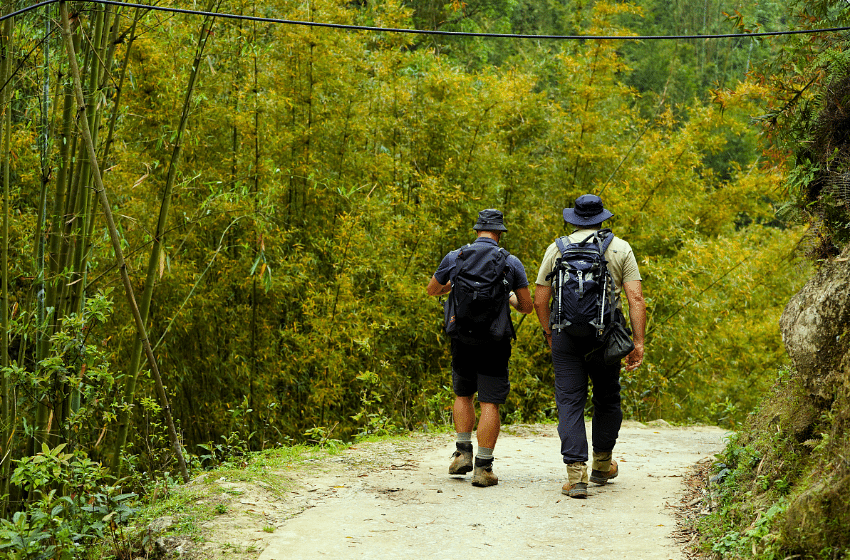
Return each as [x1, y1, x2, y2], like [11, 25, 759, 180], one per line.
[562, 208, 613, 226]
[473, 223, 508, 232]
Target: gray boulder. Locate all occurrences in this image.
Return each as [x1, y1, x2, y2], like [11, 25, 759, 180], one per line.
[780, 245, 850, 399]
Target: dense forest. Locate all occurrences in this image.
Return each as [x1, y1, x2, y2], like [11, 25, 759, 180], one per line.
[2, 0, 847, 555]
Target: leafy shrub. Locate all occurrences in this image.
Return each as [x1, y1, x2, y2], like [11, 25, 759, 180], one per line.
[0, 444, 137, 560]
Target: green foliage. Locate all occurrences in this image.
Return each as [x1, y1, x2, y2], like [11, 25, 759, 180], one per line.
[197, 431, 251, 470]
[1, 0, 812, 527]
[620, 0, 786, 111]
[751, 0, 850, 259]
[701, 432, 790, 559]
[351, 370, 404, 439]
[302, 426, 345, 451]
[710, 497, 787, 558]
[698, 362, 850, 559]
[424, 384, 455, 429]
[1, 444, 137, 560]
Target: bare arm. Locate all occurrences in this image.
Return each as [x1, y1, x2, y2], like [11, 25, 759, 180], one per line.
[510, 286, 533, 315]
[426, 275, 451, 297]
[623, 280, 646, 371]
[533, 284, 553, 347]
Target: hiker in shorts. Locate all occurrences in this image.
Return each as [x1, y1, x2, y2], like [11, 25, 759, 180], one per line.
[426, 209, 533, 487]
[533, 194, 646, 498]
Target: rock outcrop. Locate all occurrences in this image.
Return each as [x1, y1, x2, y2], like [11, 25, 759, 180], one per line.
[776, 244, 850, 554]
[780, 244, 850, 401]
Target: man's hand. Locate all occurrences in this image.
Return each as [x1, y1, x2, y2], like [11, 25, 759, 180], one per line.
[426, 276, 451, 296]
[625, 343, 644, 371]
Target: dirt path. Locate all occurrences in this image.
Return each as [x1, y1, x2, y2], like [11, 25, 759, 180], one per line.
[255, 421, 727, 560]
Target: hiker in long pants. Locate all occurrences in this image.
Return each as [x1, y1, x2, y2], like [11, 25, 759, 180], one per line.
[533, 194, 646, 498]
[426, 209, 533, 487]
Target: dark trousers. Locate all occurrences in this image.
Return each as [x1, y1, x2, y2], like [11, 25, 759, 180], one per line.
[551, 330, 623, 464]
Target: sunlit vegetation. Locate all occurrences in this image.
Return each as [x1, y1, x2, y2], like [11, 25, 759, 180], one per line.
[0, 0, 821, 555]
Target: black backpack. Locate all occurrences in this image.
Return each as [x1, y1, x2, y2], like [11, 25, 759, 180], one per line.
[444, 243, 513, 345]
[545, 229, 617, 338]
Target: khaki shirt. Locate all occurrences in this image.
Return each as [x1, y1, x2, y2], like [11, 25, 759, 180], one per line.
[535, 229, 641, 308]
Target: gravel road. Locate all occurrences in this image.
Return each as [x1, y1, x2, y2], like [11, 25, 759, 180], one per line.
[257, 421, 728, 560]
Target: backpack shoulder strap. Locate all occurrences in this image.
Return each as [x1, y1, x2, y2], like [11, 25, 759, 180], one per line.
[545, 237, 570, 283]
[450, 244, 473, 278]
[496, 247, 511, 287]
[554, 236, 570, 256]
[598, 229, 615, 255]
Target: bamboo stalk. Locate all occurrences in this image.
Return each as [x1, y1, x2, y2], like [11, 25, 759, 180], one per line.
[59, 1, 189, 483]
[229, 6, 243, 185]
[51, 30, 84, 336]
[0, 6, 14, 517]
[100, 10, 140, 174]
[110, 0, 220, 474]
[44, 72, 75, 355]
[249, 0, 260, 438]
[68, 2, 110, 427]
[33, 2, 54, 444]
[69, 3, 104, 316]
[32, 3, 51, 391]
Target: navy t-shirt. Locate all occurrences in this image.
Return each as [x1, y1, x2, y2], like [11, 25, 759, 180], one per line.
[433, 237, 529, 292]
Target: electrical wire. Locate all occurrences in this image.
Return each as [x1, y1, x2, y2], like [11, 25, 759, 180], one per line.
[3, 0, 850, 40]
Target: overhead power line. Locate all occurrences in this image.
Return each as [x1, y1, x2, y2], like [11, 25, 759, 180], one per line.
[4, 0, 850, 40]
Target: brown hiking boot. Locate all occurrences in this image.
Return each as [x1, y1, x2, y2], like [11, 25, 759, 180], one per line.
[562, 482, 587, 498]
[448, 449, 473, 475]
[589, 459, 619, 485]
[562, 462, 588, 498]
[471, 464, 498, 487]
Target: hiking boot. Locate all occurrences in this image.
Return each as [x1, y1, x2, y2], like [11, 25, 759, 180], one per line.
[562, 462, 588, 498]
[448, 449, 473, 475]
[562, 481, 588, 498]
[589, 459, 619, 485]
[471, 463, 498, 487]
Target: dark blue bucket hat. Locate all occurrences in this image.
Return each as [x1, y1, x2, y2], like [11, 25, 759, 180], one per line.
[562, 194, 614, 226]
[473, 208, 508, 232]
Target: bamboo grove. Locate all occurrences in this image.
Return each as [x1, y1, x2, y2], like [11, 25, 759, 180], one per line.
[0, 0, 808, 527]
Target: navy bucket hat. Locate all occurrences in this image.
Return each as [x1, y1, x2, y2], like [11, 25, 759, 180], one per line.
[562, 194, 614, 226]
[472, 209, 508, 232]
